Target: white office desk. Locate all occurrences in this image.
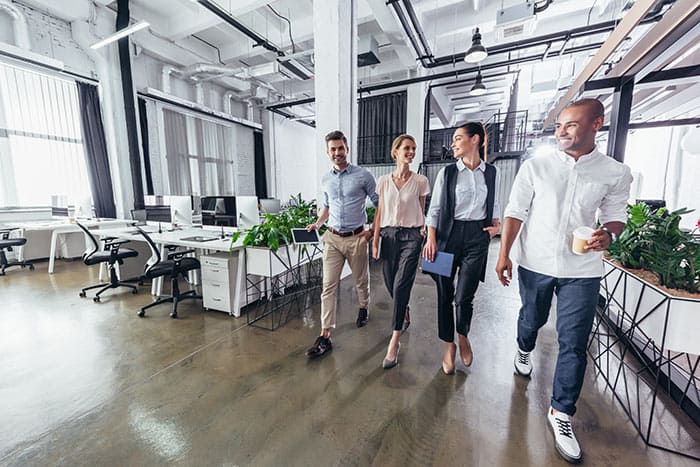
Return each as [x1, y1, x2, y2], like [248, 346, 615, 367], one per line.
[96, 225, 247, 316]
[4, 218, 133, 273]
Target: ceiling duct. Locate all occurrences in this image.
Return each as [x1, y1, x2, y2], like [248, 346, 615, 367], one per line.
[495, 1, 538, 41]
[358, 35, 380, 67]
[193, 0, 313, 80]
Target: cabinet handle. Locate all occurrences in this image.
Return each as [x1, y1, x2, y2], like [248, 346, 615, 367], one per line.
[211, 283, 220, 287]
[213, 298, 221, 302]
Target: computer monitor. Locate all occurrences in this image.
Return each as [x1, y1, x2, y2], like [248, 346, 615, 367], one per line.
[201, 196, 237, 226]
[637, 199, 666, 212]
[75, 195, 93, 219]
[170, 195, 193, 227]
[236, 195, 259, 229]
[260, 198, 281, 214]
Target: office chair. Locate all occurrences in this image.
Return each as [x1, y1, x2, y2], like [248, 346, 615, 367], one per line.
[0, 228, 34, 275]
[76, 222, 140, 302]
[135, 227, 202, 318]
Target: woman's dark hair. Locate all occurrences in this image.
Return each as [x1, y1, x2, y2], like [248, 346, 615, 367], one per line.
[457, 121, 488, 161]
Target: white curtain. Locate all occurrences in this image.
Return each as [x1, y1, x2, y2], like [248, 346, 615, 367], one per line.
[0, 60, 91, 207]
[150, 105, 237, 196]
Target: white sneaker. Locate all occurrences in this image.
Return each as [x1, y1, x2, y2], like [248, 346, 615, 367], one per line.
[547, 407, 582, 464]
[514, 347, 532, 376]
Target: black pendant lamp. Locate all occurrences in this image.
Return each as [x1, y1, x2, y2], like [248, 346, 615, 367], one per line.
[465, 27, 488, 63]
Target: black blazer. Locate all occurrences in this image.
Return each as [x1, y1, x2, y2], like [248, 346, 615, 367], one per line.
[434, 162, 496, 282]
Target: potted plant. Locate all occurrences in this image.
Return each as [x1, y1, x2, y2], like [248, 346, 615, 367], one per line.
[593, 203, 700, 456]
[602, 202, 700, 354]
[232, 194, 321, 277]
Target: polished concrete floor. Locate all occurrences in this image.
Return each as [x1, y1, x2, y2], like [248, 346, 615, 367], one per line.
[1, 242, 698, 467]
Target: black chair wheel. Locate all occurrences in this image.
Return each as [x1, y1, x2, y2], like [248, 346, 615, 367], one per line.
[170, 311, 178, 319]
[132, 289, 138, 294]
[79, 291, 86, 298]
[93, 296, 101, 303]
[28, 264, 35, 270]
[137, 310, 145, 317]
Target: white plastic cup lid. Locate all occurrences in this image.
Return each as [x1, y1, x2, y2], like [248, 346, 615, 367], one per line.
[573, 226, 595, 240]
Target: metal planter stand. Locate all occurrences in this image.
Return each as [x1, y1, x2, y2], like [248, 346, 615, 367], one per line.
[245, 244, 323, 331]
[589, 259, 700, 461]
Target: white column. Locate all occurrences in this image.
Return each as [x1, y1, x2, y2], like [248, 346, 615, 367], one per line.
[406, 82, 428, 172]
[313, 0, 358, 197]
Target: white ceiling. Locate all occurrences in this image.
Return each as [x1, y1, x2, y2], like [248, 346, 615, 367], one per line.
[17, 0, 700, 131]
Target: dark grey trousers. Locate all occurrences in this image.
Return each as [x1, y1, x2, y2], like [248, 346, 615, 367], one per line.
[379, 227, 423, 331]
[434, 220, 489, 342]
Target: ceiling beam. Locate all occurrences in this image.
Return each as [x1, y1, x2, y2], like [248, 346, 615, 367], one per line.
[607, 0, 700, 80]
[543, 0, 658, 128]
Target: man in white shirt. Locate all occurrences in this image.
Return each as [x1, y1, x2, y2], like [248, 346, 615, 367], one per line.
[496, 98, 632, 464]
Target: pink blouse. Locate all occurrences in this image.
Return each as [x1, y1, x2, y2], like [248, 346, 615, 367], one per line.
[376, 173, 431, 228]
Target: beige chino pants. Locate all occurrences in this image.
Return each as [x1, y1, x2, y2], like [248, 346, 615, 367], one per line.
[320, 230, 370, 329]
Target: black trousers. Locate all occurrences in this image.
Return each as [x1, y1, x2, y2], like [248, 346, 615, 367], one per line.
[434, 220, 490, 342]
[380, 227, 423, 331]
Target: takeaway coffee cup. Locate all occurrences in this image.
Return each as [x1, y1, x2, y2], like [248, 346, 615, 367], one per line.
[572, 226, 595, 255]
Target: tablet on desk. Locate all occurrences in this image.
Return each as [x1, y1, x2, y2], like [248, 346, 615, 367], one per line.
[180, 235, 219, 242]
[291, 228, 321, 245]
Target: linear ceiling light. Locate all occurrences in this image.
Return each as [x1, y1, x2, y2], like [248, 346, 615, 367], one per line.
[470, 70, 487, 96]
[90, 21, 150, 49]
[465, 27, 488, 63]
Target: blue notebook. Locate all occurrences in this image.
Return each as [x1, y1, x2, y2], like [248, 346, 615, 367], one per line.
[421, 251, 454, 277]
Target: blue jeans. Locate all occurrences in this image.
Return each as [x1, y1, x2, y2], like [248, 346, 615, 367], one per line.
[517, 266, 600, 416]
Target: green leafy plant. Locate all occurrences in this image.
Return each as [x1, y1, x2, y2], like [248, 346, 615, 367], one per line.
[230, 194, 319, 252]
[366, 206, 375, 225]
[608, 202, 700, 293]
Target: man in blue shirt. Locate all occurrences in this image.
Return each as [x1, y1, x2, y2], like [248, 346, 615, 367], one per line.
[305, 130, 378, 358]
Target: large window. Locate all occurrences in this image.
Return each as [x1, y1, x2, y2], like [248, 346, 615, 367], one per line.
[143, 100, 256, 197]
[0, 60, 91, 207]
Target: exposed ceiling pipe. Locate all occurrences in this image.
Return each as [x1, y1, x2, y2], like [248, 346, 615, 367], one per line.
[179, 63, 242, 79]
[195, 82, 204, 105]
[266, 42, 602, 110]
[389, 0, 668, 69]
[0, 0, 32, 49]
[161, 65, 181, 94]
[223, 91, 236, 115]
[192, 0, 312, 80]
[386, 0, 433, 67]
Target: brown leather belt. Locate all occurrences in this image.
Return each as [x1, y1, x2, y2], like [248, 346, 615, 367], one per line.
[327, 226, 364, 237]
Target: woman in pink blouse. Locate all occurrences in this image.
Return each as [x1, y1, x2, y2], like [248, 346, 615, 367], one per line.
[372, 134, 431, 369]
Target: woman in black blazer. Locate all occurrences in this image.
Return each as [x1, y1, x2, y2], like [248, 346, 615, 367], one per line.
[422, 122, 501, 374]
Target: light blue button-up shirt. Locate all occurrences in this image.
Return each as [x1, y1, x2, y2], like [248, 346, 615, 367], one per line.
[322, 164, 378, 231]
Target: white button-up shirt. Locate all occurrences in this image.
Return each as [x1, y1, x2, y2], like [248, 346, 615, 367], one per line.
[503, 147, 632, 278]
[426, 159, 500, 227]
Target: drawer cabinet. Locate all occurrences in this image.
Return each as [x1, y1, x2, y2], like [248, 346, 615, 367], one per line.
[201, 253, 241, 316]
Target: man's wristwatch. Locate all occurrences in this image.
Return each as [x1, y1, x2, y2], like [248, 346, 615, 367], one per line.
[601, 226, 617, 243]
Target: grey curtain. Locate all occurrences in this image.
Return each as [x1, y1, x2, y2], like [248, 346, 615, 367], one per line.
[254, 131, 267, 198]
[357, 91, 407, 164]
[163, 109, 191, 194]
[76, 82, 117, 218]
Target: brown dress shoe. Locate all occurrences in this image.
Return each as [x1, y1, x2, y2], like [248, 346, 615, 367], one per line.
[459, 335, 473, 367]
[442, 342, 456, 375]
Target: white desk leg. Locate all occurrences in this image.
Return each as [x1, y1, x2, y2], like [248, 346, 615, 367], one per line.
[151, 244, 166, 296]
[17, 228, 26, 262]
[232, 249, 245, 317]
[48, 230, 58, 274]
